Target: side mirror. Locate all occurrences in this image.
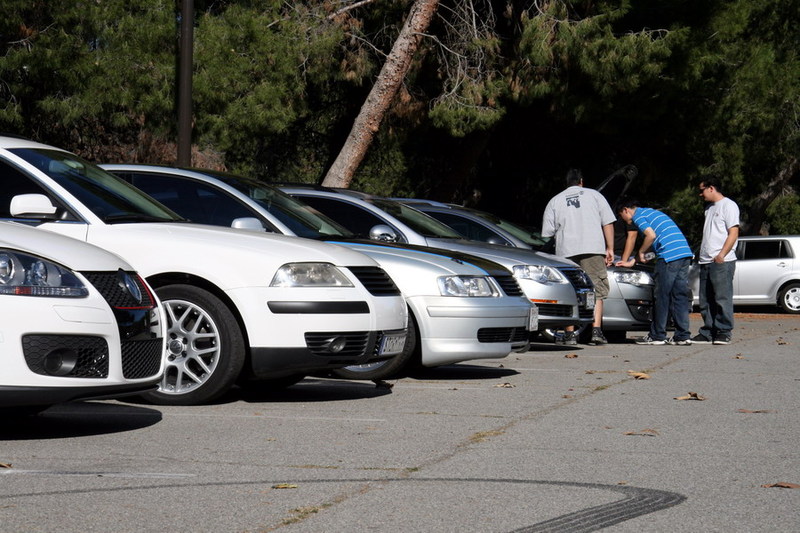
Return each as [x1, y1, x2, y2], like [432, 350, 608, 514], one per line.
[10, 194, 58, 219]
[369, 224, 398, 242]
[231, 217, 266, 232]
[486, 236, 510, 246]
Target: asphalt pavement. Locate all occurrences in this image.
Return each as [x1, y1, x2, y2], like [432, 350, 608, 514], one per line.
[2, 312, 798, 532]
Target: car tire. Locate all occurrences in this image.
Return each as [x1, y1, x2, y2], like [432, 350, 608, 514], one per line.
[331, 309, 418, 381]
[142, 284, 246, 405]
[778, 282, 800, 314]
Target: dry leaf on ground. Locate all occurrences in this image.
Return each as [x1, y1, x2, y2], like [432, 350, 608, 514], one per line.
[761, 482, 800, 489]
[627, 370, 651, 380]
[272, 483, 298, 489]
[494, 382, 515, 388]
[776, 337, 789, 345]
[565, 353, 578, 359]
[674, 392, 706, 401]
[0, 463, 11, 469]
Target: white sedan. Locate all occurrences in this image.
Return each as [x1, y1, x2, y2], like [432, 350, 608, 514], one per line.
[0, 136, 407, 405]
[0, 221, 165, 414]
[100, 165, 536, 380]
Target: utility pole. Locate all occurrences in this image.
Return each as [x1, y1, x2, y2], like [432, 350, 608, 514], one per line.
[177, 0, 193, 165]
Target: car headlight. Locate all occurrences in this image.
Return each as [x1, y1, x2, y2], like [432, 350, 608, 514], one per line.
[0, 249, 88, 297]
[270, 263, 354, 287]
[438, 275, 499, 297]
[613, 270, 654, 286]
[512, 265, 567, 284]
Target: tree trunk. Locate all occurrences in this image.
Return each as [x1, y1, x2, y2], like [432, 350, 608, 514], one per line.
[322, 0, 439, 188]
[743, 156, 798, 235]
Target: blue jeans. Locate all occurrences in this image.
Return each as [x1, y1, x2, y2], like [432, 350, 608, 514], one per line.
[698, 261, 736, 340]
[651, 257, 691, 341]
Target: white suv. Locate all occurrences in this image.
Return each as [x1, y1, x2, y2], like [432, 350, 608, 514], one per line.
[1, 221, 164, 414]
[0, 137, 407, 404]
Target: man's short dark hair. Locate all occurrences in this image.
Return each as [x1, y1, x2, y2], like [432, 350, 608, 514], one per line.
[614, 196, 639, 214]
[565, 168, 583, 187]
[699, 176, 724, 194]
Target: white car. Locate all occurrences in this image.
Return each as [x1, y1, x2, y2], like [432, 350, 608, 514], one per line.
[690, 235, 800, 313]
[100, 165, 536, 380]
[0, 136, 407, 404]
[0, 221, 164, 414]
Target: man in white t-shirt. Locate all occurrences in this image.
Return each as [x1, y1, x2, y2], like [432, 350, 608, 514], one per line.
[542, 169, 615, 345]
[692, 178, 740, 345]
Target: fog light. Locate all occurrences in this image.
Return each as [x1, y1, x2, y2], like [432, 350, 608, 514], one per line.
[327, 337, 347, 353]
[44, 348, 78, 376]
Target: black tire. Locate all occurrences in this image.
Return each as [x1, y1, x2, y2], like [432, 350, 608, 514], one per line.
[143, 284, 246, 405]
[604, 330, 627, 343]
[778, 282, 800, 314]
[332, 310, 419, 381]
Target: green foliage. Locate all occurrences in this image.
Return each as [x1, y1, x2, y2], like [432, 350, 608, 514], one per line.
[766, 194, 800, 235]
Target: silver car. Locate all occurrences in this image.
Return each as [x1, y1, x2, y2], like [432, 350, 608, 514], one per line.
[690, 235, 800, 314]
[278, 187, 597, 335]
[395, 199, 654, 342]
[100, 164, 536, 380]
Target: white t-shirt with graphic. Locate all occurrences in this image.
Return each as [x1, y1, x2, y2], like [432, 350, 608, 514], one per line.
[541, 186, 616, 258]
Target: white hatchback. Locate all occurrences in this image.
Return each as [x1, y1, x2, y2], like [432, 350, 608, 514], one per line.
[0, 221, 164, 413]
[0, 137, 407, 404]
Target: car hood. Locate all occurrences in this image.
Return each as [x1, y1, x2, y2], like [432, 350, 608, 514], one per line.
[0, 221, 131, 271]
[323, 238, 514, 277]
[426, 238, 579, 269]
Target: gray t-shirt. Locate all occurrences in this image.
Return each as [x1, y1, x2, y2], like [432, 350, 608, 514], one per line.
[541, 186, 616, 258]
[699, 197, 739, 263]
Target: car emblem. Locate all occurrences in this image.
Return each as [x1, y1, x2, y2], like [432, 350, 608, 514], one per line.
[117, 269, 142, 303]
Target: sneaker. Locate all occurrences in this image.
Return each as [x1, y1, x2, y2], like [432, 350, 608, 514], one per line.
[668, 337, 692, 345]
[713, 335, 731, 345]
[690, 334, 712, 344]
[563, 332, 578, 346]
[636, 334, 666, 345]
[589, 328, 608, 345]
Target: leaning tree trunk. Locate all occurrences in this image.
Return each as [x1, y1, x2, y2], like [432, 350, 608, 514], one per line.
[322, 0, 439, 188]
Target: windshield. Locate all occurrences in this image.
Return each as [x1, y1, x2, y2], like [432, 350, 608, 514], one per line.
[202, 170, 355, 239]
[11, 149, 182, 223]
[369, 198, 463, 238]
[467, 208, 550, 248]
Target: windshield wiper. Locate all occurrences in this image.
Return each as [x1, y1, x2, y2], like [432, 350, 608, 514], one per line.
[102, 213, 181, 224]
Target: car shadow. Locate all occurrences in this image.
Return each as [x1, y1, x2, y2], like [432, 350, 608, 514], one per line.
[405, 363, 520, 380]
[0, 402, 162, 441]
[228, 377, 395, 404]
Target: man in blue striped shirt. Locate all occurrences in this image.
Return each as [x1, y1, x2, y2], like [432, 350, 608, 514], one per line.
[616, 197, 694, 345]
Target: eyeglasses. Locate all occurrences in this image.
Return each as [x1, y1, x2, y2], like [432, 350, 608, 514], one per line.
[698, 186, 709, 193]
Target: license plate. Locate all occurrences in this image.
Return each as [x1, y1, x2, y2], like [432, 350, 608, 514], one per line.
[528, 305, 539, 331]
[582, 291, 596, 310]
[379, 334, 406, 356]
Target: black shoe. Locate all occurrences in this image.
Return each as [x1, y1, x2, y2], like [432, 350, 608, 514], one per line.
[563, 332, 578, 346]
[690, 334, 712, 344]
[589, 328, 607, 345]
[713, 335, 731, 345]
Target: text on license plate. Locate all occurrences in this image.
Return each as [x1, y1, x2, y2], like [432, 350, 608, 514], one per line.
[379, 334, 406, 356]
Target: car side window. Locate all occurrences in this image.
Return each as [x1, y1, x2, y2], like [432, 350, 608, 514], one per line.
[0, 159, 75, 221]
[126, 173, 273, 229]
[298, 196, 387, 238]
[742, 240, 784, 260]
[426, 211, 511, 245]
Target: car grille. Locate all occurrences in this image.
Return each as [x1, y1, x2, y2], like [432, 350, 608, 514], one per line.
[83, 271, 155, 308]
[304, 331, 377, 357]
[347, 266, 401, 296]
[121, 339, 163, 379]
[493, 275, 523, 297]
[559, 267, 593, 290]
[536, 303, 574, 317]
[22, 335, 109, 378]
[477, 327, 528, 343]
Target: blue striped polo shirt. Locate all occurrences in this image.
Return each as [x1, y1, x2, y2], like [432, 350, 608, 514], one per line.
[631, 207, 693, 262]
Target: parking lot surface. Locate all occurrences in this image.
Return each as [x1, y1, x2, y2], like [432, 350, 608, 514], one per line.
[2, 313, 798, 532]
